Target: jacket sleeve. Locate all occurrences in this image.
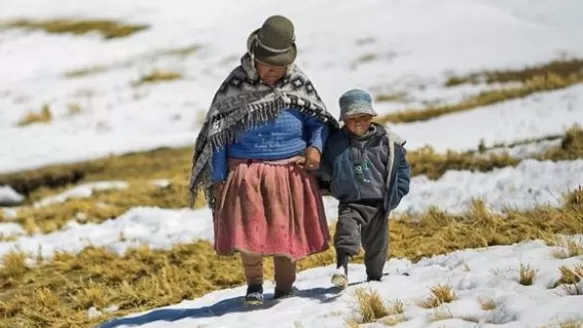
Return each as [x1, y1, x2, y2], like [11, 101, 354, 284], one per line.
[388, 145, 411, 211]
[319, 142, 333, 180]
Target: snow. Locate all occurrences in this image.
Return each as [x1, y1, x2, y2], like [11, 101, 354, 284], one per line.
[1, 0, 583, 326]
[484, 138, 563, 159]
[397, 159, 583, 215]
[392, 84, 583, 153]
[0, 185, 24, 206]
[98, 238, 583, 328]
[0, 207, 215, 261]
[33, 180, 128, 208]
[2, 0, 583, 173]
[0, 222, 25, 238]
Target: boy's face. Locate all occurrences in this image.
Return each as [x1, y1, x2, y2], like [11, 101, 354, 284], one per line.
[343, 114, 374, 136]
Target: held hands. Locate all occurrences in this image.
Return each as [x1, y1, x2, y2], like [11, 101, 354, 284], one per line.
[302, 146, 321, 172]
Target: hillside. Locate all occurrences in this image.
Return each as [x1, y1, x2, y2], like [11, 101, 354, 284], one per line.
[0, 0, 583, 327]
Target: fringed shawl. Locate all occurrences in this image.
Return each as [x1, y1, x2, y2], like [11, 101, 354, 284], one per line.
[189, 53, 340, 208]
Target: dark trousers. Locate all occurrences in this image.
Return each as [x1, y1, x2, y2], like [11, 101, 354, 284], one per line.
[333, 200, 388, 279]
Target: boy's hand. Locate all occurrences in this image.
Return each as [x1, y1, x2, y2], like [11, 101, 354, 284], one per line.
[304, 146, 321, 171]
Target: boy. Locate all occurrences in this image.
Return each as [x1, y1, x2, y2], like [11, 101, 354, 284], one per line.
[319, 89, 411, 287]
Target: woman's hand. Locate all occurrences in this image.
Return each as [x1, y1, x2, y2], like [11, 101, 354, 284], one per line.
[304, 146, 321, 171]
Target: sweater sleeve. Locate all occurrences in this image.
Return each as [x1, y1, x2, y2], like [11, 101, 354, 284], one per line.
[303, 113, 330, 153]
[211, 146, 228, 183]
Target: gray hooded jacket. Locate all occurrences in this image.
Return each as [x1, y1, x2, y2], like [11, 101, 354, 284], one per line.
[319, 122, 410, 212]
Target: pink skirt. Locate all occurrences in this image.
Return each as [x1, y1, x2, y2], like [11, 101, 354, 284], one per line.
[213, 156, 330, 261]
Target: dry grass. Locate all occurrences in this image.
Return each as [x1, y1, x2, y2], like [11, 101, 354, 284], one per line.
[428, 306, 454, 322]
[17, 104, 53, 126]
[1, 250, 28, 279]
[478, 297, 496, 311]
[346, 287, 390, 324]
[374, 92, 408, 103]
[445, 57, 583, 86]
[554, 263, 583, 287]
[0, 18, 148, 39]
[64, 44, 200, 79]
[0, 146, 192, 197]
[560, 283, 582, 296]
[541, 318, 583, 328]
[408, 124, 583, 180]
[9, 179, 204, 234]
[518, 263, 537, 286]
[3, 123, 581, 209]
[551, 236, 583, 259]
[418, 284, 457, 308]
[0, 125, 579, 234]
[379, 299, 407, 326]
[0, 188, 582, 327]
[376, 66, 583, 124]
[132, 69, 182, 86]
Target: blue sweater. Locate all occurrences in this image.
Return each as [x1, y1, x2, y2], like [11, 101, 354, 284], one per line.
[211, 108, 330, 182]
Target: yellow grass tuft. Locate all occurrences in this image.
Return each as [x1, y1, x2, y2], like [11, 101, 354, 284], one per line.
[518, 263, 538, 286]
[428, 306, 454, 322]
[1, 250, 28, 278]
[418, 284, 457, 308]
[133, 69, 182, 86]
[347, 287, 390, 324]
[478, 297, 496, 311]
[380, 314, 407, 326]
[67, 102, 83, 116]
[379, 299, 408, 326]
[554, 263, 583, 287]
[1, 18, 148, 39]
[551, 236, 583, 259]
[17, 104, 53, 126]
[541, 318, 583, 328]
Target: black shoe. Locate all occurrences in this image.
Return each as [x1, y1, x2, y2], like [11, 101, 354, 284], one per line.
[273, 287, 295, 300]
[244, 284, 264, 305]
[366, 276, 382, 282]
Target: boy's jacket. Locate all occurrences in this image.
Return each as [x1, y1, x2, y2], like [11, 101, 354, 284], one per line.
[318, 122, 410, 213]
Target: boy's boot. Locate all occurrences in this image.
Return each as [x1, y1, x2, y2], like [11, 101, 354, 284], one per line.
[244, 283, 264, 305]
[331, 252, 349, 288]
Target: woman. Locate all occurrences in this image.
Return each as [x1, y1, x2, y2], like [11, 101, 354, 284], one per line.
[189, 15, 339, 304]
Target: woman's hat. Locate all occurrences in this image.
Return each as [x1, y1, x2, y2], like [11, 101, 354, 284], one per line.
[246, 15, 297, 66]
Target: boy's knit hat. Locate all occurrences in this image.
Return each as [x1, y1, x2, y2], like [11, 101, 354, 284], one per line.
[338, 89, 378, 120]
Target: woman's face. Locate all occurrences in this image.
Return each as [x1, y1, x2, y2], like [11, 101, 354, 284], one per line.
[343, 114, 373, 137]
[255, 61, 287, 86]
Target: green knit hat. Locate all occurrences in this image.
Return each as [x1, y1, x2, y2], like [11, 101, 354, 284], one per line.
[246, 15, 297, 66]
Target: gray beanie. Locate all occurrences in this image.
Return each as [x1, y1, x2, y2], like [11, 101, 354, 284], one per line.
[338, 89, 378, 120]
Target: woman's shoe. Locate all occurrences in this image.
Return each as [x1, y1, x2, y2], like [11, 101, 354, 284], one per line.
[244, 284, 264, 305]
[273, 286, 297, 300]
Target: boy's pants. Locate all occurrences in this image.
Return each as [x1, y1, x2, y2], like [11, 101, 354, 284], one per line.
[240, 252, 296, 292]
[334, 200, 388, 279]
